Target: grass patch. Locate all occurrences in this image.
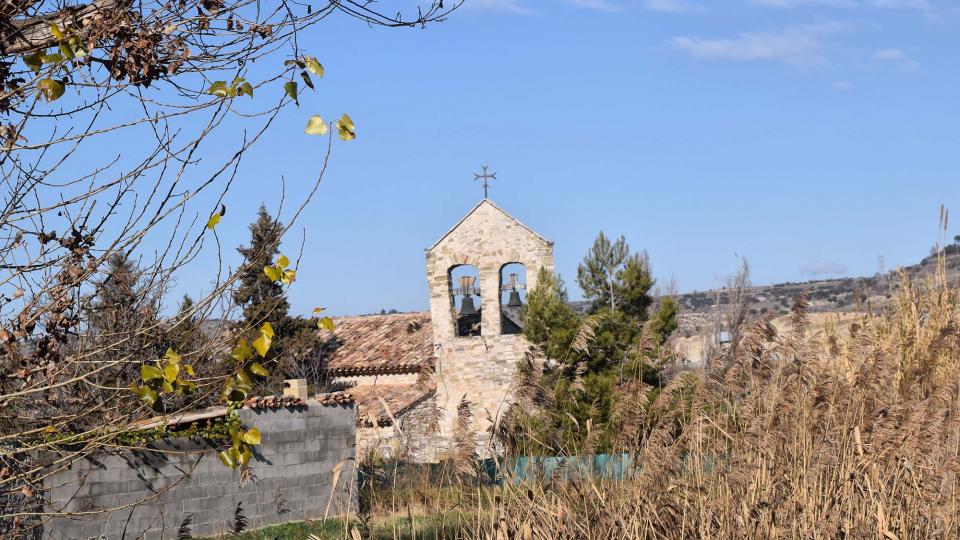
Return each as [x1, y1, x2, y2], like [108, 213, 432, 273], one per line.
[197, 512, 466, 539]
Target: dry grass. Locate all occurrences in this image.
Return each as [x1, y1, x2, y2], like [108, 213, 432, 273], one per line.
[468, 261, 960, 539]
[349, 253, 960, 540]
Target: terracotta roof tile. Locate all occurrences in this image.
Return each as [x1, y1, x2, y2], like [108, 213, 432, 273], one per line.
[322, 312, 435, 376]
[349, 382, 435, 427]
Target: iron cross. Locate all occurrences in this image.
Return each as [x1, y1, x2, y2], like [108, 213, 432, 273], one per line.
[474, 165, 496, 199]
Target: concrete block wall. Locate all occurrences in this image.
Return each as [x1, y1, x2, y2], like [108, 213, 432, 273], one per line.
[42, 401, 356, 540]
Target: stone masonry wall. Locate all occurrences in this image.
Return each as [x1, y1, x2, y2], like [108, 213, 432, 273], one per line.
[42, 401, 356, 540]
[425, 200, 554, 454]
[356, 395, 443, 462]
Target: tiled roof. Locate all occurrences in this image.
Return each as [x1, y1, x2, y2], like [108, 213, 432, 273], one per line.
[245, 391, 353, 409]
[322, 312, 435, 376]
[349, 382, 436, 427]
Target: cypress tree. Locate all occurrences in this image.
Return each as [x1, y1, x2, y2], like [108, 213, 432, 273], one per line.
[233, 205, 290, 328]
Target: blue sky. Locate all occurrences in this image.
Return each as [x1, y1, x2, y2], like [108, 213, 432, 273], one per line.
[162, 0, 959, 316]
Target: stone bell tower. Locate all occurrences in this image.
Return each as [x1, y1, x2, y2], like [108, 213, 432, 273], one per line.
[425, 198, 554, 453]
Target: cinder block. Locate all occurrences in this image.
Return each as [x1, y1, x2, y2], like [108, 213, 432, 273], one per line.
[263, 429, 303, 444]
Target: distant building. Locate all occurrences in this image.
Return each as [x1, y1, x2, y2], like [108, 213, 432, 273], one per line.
[319, 199, 554, 461]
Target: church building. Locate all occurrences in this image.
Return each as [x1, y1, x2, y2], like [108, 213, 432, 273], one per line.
[320, 198, 554, 461]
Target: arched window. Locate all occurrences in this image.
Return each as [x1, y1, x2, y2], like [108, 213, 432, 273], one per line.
[449, 265, 481, 337]
[499, 263, 527, 335]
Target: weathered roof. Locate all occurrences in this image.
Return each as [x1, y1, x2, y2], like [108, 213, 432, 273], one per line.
[349, 382, 436, 427]
[321, 312, 435, 376]
[427, 199, 552, 251]
[131, 392, 354, 430]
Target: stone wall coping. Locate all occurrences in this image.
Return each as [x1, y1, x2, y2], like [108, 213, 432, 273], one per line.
[131, 392, 355, 430]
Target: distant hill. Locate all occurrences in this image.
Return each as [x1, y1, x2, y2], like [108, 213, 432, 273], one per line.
[671, 247, 960, 339]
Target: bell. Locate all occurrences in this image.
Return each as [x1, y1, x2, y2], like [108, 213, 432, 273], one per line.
[507, 290, 522, 308]
[459, 295, 478, 315]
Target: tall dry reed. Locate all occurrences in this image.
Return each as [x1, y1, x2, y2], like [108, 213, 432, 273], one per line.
[470, 259, 960, 539]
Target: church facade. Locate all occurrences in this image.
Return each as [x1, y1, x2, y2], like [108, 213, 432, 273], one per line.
[321, 199, 554, 461]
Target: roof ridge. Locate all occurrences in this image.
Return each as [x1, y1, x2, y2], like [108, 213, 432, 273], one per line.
[426, 199, 551, 251]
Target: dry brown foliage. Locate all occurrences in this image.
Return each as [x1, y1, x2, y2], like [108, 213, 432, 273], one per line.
[470, 256, 960, 539]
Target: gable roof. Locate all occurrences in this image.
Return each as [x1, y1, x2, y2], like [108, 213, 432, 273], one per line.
[321, 312, 435, 376]
[427, 199, 552, 251]
[350, 381, 436, 427]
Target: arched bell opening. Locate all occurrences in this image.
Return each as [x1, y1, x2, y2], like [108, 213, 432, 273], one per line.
[499, 262, 527, 335]
[449, 264, 482, 337]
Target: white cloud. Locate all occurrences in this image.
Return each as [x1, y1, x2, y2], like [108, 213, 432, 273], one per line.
[748, 0, 930, 8]
[866, 0, 930, 8]
[465, 0, 534, 14]
[833, 80, 854, 91]
[470, 0, 709, 15]
[750, 0, 855, 6]
[873, 48, 921, 70]
[669, 23, 843, 65]
[565, 0, 625, 11]
[643, 0, 704, 12]
[800, 259, 848, 276]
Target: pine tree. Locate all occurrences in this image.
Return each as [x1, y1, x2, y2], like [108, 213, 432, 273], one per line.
[233, 206, 290, 328]
[84, 254, 163, 407]
[88, 254, 143, 332]
[576, 231, 628, 313]
[167, 294, 204, 356]
[616, 252, 655, 321]
[87, 254, 161, 357]
[508, 233, 685, 454]
[522, 268, 580, 361]
[649, 296, 679, 346]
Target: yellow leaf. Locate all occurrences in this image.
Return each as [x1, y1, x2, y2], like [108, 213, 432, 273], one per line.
[38, 79, 65, 102]
[284, 81, 298, 105]
[304, 56, 324, 77]
[139, 386, 159, 406]
[281, 269, 296, 285]
[241, 428, 261, 445]
[304, 115, 328, 135]
[337, 113, 356, 141]
[164, 348, 181, 364]
[238, 444, 251, 465]
[68, 36, 86, 58]
[319, 316, 335, 332]
[163, 363, 179, 383]
[23, 52, 42, 72]
[206, 213, 221, 229]
[50, 23, 64, 40]
[277, 254, 289, 269]
[43, 425, 58, 434]
[232, 340, 252, 362]
[59, 42, 74, 60]
[253, 333, 271, 357]
[207, 81, 229, 98]
[264, 265, 282, 281]
[313, 307, 325, 314]
[141, 364, 163, 382]
[218, 449, 237, 469]
[260, 321, 275, 339]
[249, 361, 269, 377]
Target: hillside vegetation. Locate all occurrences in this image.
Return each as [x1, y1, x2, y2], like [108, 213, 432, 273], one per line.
[678, 249, 960, 319]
